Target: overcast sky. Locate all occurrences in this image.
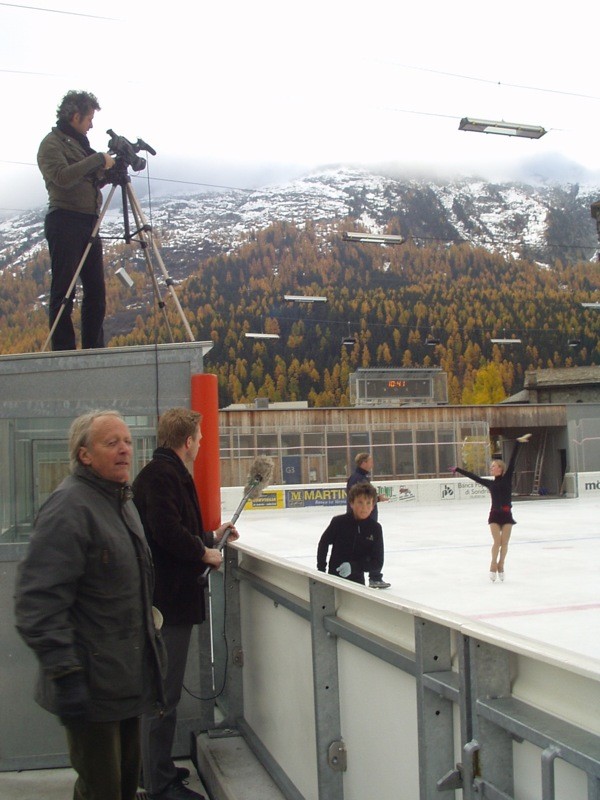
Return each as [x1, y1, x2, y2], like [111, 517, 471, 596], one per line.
[2, 0, 600, 214]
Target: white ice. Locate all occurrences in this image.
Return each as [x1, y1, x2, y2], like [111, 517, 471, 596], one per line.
[234, 495, 600, 665]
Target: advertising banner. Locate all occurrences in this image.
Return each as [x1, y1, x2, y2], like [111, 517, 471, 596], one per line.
[577, 472, 600, 496]
[375, 484, 417, 503]
[285, 487, 347, 508]
[244, 490, 285, 510]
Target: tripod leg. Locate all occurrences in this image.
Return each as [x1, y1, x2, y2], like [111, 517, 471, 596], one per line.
[41, 185, 118, 353]
[122, 189, 174, 340]
[125, 185, 195, 342]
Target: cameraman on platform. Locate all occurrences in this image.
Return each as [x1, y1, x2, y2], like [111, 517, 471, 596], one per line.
[38, 90, 115, 351]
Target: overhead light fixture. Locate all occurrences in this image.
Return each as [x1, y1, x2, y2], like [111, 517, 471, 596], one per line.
[343, 231, 405, 245]
[115, 267, 134, 289]
[425, 335, 440, 346]
[568, 338, 581, 348]
[244, 332, 280, 339]
[581, 302, 600, 309]
[284, 294, 327, 303]
[491, 338, 522, 344]
[459, 117, 546, 139]
[342, 336, 357, 347]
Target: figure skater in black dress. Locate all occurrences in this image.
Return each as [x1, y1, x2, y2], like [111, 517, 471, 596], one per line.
[450, 433, 531, 582]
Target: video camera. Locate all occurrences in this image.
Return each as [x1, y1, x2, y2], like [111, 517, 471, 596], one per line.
[106, 129, 156, 173]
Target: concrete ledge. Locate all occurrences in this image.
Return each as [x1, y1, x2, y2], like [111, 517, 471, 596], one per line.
[195, 730, 286, 800]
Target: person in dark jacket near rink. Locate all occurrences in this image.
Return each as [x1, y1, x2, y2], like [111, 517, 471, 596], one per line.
[317, 482, 384, 585]
[132, 407, 238, 800]
[14, 410, 166, 800]
[449, 433, 531, 582]
[346, 452, 391, 588]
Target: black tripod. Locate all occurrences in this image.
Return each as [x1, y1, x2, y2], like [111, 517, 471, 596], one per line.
[41, 157, 195, 352]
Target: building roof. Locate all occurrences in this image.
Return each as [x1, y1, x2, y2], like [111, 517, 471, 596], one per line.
[524, 366, 600, 388]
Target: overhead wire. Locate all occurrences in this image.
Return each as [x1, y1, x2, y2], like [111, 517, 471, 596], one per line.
[0, 2, 117, 20]
[1, 5, 599, 253]
[378, 59, 600, 103]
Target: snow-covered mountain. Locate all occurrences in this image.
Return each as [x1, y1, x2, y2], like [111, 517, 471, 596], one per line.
[1, 167, 599, 274]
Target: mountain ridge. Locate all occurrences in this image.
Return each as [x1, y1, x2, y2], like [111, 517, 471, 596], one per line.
[1, 166, 599, 274]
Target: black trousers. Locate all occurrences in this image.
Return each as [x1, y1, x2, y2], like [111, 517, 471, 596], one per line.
[64, 717, 140, 800]
[141, 623, 193, 794]
[45, 209, 106, 351]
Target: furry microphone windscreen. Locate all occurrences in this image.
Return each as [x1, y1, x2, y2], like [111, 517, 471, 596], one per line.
[245, 455, 275, 499]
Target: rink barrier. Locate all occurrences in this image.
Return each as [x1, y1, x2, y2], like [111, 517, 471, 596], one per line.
[577, 471, 600, 497]
[222, 476, 500, 517]
[221, 472, 583, 517]
[201, 545, 600, 800]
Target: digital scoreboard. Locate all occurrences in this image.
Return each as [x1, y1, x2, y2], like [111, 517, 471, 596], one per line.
[350, 369, 447, 406]
[366, 378, 431, 399]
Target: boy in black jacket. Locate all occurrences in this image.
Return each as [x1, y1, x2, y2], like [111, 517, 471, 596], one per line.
[317, 483, 387, 587]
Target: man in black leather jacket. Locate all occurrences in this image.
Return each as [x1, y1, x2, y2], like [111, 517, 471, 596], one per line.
[133, 408, 237, 800]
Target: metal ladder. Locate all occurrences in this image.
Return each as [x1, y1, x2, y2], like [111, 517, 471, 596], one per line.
[530, 429, 547, 495]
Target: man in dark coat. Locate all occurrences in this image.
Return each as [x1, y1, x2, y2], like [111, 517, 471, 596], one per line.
[132, 408, 238, 800]
[15, 410, 165, 800]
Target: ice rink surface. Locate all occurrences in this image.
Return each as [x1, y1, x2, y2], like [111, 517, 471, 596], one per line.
[235, 495, 600, 665]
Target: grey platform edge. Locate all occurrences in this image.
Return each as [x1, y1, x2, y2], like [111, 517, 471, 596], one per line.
[195, 731, 286, 800]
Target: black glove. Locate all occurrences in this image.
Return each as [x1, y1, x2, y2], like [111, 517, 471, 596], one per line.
[54, 670, 91, 724]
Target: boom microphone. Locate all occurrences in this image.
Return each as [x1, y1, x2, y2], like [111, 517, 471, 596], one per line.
[200, 455, 275, 581]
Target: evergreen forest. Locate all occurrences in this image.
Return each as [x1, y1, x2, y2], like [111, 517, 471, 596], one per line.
[1, 219, 599, 407]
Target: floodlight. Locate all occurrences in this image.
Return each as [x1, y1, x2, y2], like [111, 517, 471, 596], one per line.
[459, 117, 546, 139]
[284, 295, 327, 303]
[244, 332, 280, 339]
[343, 231, 405, 245]
[115, 267, 134, 288]
[491, 338, 522, 344]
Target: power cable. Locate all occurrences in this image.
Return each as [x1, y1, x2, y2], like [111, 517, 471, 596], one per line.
[378, 59, 600, 103]
[0, 2, 117, 20]
[182, 561, 229, 703]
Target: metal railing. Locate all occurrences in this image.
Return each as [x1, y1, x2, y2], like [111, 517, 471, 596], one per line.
[204, 545, 600, 800]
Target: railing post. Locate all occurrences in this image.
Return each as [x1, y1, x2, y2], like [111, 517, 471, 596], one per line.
[457, 634, 476, 800]
[211, 548, 244, 727]
[309, 579, 344, 800]
[414, 619, 456, 799]
[470, 639, 514, 797]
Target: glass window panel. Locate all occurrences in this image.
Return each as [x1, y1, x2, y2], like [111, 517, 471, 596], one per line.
[0, 420, 13, 542]
[372, 431, 393, 477]
[327, 432, 348, 480]
[438, 429, 456, 476]
[394, 430, 414, 477]
[416, 430, 436, 477]
[303, 433, 324, 455]
[219, 433, 231, 459]
[257, 434, 278, 455]
[281, 434, 301, 455]
[234, 434, 255, 457]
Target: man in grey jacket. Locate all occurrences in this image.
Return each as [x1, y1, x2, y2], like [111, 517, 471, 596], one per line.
[14, 410, 165, 800]
[37, 90, 115, 350]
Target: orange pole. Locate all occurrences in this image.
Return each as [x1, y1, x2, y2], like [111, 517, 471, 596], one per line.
[190, 373, 221, 532]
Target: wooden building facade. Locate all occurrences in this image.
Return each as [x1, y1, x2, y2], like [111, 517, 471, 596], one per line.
[218, 403, 574, 495]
